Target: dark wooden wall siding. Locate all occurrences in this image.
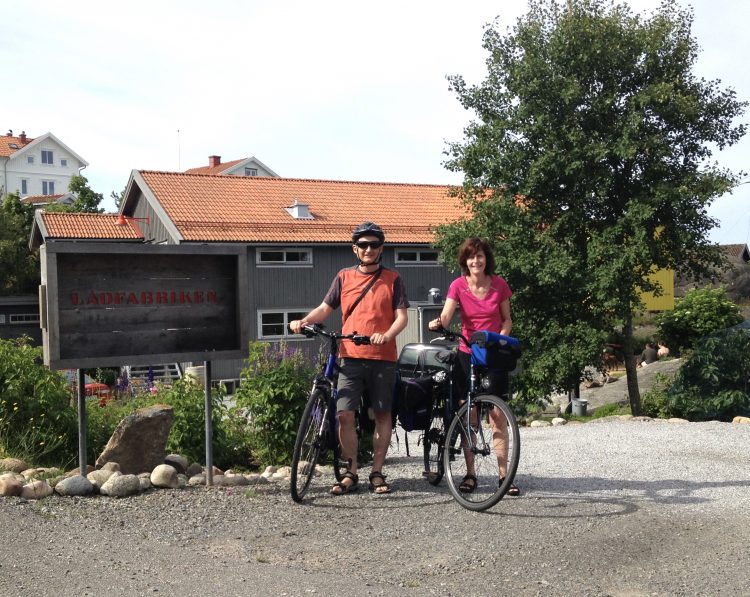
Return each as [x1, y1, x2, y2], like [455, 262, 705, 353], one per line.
[133, 192, 176, 244]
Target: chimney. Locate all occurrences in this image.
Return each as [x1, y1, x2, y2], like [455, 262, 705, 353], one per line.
[6, 130, 12, 136]
[19, 131, 26, 143]
[208, 155, 221, 167]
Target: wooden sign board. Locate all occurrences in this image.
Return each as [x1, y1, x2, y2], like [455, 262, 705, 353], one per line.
[40, 242, 249, 369]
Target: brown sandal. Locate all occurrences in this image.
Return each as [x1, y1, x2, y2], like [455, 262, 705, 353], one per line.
[368, 471, 391, 494]
[459, 474, 477, 493]
[331, 471, 359, 495]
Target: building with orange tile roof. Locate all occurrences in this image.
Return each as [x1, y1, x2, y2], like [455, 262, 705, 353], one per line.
[184, 155, 278, 177]
[1, 129, 88, 198]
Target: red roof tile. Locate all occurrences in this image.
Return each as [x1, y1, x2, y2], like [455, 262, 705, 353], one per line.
[184, 158, 245, 175]
[138, 171, 468, 243]
[41, 212, 144, 240]
[0, 134, 34, 157]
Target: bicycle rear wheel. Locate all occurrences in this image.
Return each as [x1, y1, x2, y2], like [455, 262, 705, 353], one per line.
[443, 393, 520, 512]
[290, 388, 330, 502]
[423, 405, 446, 485]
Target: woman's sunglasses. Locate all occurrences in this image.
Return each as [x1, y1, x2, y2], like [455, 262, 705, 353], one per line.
[355, 241, 383, 250]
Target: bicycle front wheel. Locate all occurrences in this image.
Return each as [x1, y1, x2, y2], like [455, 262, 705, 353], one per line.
[290, 388, 330, 503]
[423, 405, 446, 485]
[443, 393, 520, 512]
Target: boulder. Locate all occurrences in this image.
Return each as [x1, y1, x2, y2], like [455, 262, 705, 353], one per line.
[0, 473, 23, 496]
[0, 458, 28, 473]
[21, 480, 54, 500]
[100, 474, 141, 497]
[733, 416, 750, 424]
[164, 454, 188, 475]
[185, 463, 203, 478]
[55, 475, 94, 497]
[150, 464, 179, 489]
[96, 404, 175, 474]
[87, 469, 117, 491]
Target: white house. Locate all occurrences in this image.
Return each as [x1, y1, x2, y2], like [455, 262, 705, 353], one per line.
[184, 155, 278, 177]
[0, 129, 88, 199]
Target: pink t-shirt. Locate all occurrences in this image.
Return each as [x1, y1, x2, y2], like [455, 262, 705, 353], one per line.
[446, 275, 513, 353]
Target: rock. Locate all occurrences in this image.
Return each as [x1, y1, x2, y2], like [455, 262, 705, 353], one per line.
[150, 464, 179, 489]
[138, 473, 152, 491]
[100, 474, 141, 497]
[96, 404, 175, 474]
[188, 474, 205, 486]
[529, 420, 551, 428]
[87, 469, 117, 491]
[55, 475, 94, 497]
[65, 465, 95, 477]
[20, 479, 54, 500]
[668, 417, 690, 424]
[218, 475, 250, 487]
[551, 417, 567, 426]
[186, 463, 203, 478]
[212, 466, 224, 477]
[177, 474, 187, 488]
[0, 474, 23, 496]
[733, 416, 750, 424]
[631, 416, 654, 422]
[261, 465, 277, 479]
[0, 458, 28, 474]
[100, 462, 121, 473]
[164, 454, 188, 475]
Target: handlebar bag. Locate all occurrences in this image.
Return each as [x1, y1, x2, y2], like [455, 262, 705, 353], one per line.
[470, 330, 521, 372]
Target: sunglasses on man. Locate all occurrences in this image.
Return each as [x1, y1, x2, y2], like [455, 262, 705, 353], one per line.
[355, 241, 383, 250]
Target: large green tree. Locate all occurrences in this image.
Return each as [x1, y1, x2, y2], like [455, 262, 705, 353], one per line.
[0, 192, 39, 295]
[436, 0, 747, 413]
[45, 174, 104, 213]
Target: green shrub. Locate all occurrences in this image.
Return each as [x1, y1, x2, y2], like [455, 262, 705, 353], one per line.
[234, 341, 317, 466]
[0, 337, 77, 467]
[640, 373, 675, 419]
[655, 287, 743, 352]
[590, 402, 630, 418]
[664, 329, 750, 421]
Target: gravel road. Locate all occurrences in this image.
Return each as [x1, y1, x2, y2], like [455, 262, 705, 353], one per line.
[2, 418, 749, 596]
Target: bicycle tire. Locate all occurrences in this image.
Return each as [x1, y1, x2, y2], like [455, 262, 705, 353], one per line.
[443, 393, 520, 512]
[423, 406, 446, 485]
[290, 388, 329, 502]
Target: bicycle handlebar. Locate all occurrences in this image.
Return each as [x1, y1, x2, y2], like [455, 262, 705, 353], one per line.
[430, 325, 520, 348]
[288, 323, 371, 345]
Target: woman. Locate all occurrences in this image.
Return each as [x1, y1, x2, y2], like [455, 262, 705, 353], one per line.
[428, 238, 519, 496]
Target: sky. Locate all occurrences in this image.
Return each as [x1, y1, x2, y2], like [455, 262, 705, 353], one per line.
[2, 0, 748, 244]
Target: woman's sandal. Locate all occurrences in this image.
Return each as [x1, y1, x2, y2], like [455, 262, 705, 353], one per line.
[331, 471, 359, 495]
[368, 471, 392, 494]
[459, 474, 477, 493]
[500, 477, 521, 497]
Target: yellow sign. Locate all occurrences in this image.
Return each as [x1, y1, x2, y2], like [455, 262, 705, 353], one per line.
[639, 267, 674, 311]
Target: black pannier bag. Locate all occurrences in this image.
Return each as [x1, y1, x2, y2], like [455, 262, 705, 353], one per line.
[469, 330, 521, 372]
[396, 374, 433, 432]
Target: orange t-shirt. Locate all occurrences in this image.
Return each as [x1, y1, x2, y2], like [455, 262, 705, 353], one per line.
[324, 266, 409, 361]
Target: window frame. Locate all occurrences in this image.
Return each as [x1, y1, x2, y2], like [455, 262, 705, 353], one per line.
[42, 180, 55, 195]
[257, 309, 311, 340]
[27, 155, 34, 164]
[20, 179, 28, 195]
[256, 247, 313, 267]
[60, 158, 68, 167]
[9, 313, 40, 324]
[244, 167, 258, 176]
[394, 248, 440, 266]
[41, 150, 54, 165]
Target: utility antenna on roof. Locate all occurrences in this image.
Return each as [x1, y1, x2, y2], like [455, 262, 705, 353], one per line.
[177, 129, 181, 170]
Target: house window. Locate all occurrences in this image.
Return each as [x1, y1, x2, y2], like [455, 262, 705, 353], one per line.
[21, 179, 28, 195]
[258, 310, 309, 339]
[42, 150, 54, 164]
[245, 167, 258, 176]
[61, 158, 68, 167]
[9, 313, 40, 324]
[27, 156, 34, 164]
[42, 181, 55, 195]
[0, 315, 5, 324]
[257, 247, 313, 266]
[395, 249, 439, 265]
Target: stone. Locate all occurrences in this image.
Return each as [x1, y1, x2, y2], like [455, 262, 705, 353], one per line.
[96, 404, 175, 474]
[551, 417, 567, 426]
[0, 458, 28, 474]
[65, 465, 95, 477]
[188, 474, 205, 486]
[0, 474, 23, 496]
[100, 462, 121, 472]
[150, 464, 179, 489]
[100, 474, 141, 497]
[631, 416, 653, 422]
[21, 480, 54, 500]
[177, 474, 187, 488]
[185, 463, 203, 478]
[138, 473, 152, 491]
[668, 418, 690, 424]
[733, 416, 750, 424]
[55, 475, 94, 497]
[529, 420, 551, 428]
[87, 469, 117, 491]
[217, 474, 250, 487]
[164, 454, 188, 475]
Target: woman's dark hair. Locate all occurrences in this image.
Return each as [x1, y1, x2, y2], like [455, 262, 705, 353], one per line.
[457, 237, 496, 276]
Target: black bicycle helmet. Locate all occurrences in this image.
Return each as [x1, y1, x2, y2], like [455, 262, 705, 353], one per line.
[352, 221, 385, 243]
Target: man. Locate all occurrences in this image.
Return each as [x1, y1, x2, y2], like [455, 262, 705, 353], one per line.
[639, 342, 658, 367]
[290, 222, 409, 495]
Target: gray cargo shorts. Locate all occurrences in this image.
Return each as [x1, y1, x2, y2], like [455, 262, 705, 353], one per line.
[336, 358, 397, 413]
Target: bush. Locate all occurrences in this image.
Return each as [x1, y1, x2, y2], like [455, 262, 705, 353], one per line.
[663, 329, 750, 421]
[234, 341, 317, 466]
[0, 337, 77, 467]
[640, 373, 675, 419]
[655, 287, 743, 352]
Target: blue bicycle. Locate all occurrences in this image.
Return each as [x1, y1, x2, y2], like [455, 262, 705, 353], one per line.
[289, 323, 370, 503]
